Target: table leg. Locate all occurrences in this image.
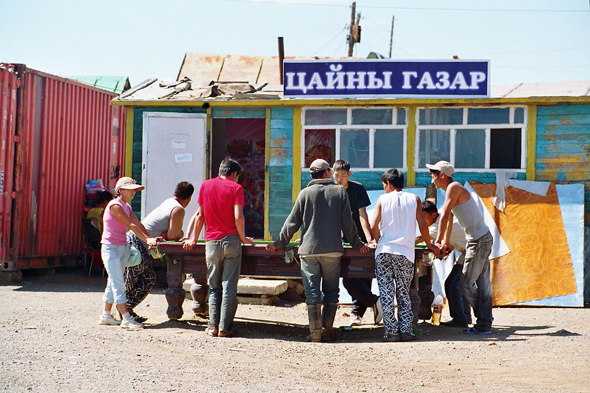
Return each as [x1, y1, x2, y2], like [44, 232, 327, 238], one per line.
[190, 273, 208, 316]
[166, 256, 185, 320]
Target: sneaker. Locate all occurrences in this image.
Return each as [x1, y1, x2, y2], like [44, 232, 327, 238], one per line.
[464, 326, 491, 335]
[218, 326, 235, 337]
[400, 332, 417, 341]
[384, 333, 400, 342]
[372, 298, 383, 325]
[129, 310, 148, 323]
[441, 319, 468, 328]
[205, 327, 218, 337]
[350, 313, 362, 326]
[98, 314, 121, 326]
[121, 317, 143, 330]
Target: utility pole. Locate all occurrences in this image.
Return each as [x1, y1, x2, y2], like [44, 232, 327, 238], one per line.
[347, 2, 356, 57]
[389, 16, 395, 58]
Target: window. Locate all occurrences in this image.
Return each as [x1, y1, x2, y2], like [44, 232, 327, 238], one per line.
[302, 107, 407, 170]
[416, 106, 526, 171]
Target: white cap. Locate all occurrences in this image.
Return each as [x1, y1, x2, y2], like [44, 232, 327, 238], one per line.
[425, 161, 455, 176]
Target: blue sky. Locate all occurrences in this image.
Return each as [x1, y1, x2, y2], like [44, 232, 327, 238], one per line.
[2, 0, 589, 87]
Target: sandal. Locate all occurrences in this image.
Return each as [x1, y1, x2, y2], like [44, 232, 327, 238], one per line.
[464, 327, 491, 335]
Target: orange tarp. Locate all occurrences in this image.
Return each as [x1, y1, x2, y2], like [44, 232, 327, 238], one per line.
[471, 182, 577, 305]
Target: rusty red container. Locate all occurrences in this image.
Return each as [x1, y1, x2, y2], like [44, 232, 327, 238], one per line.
[0, 64, 126, 271]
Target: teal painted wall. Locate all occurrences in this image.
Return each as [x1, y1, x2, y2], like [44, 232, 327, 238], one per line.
[415, 172, 526, 187]
[131, 107, 206, 212]
[300, 171, 383, 191]
[536, 104, 590, 222]
[268, 108, 295, 238]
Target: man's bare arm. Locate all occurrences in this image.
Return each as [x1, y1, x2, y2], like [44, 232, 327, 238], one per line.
[358, 206, 374, 243]
[369, 199, 382, 243]
[415, 196, 440, 256]
[234, 205, 254, 246]
[183, 206, 205, 250]
[166, 207, 186, 241]
[436, 183, 462, 245]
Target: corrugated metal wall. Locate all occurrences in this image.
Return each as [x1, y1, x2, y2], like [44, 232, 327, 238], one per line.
[1, 65, 126, 270]
[0, 65, 19, 268]
[536, 104, 590, 224]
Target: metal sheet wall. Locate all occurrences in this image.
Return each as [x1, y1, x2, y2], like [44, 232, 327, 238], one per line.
[2, 65, 126, 269]
[0, 65, 19, 268]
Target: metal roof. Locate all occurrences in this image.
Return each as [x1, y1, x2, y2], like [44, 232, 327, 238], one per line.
[114, 78, 590, 104]
[491, 81, 590, 99]
[113, 53, 590, 103]
[67, 76, 131, 94]
[177, 53, 353, 85]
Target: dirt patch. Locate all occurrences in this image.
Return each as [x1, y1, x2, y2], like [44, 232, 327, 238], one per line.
[1, 272, 589, 392]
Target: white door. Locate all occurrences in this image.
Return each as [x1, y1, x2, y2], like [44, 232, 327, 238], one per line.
[142, 112, 206, 235]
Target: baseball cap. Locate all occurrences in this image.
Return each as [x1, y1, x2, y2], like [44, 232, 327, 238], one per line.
[309, 159, 331, 173]
[115, 177, 145, 193]
[426, 161, 455, 176]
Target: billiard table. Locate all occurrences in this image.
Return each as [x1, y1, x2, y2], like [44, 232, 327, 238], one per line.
[157, 242, 434, 322]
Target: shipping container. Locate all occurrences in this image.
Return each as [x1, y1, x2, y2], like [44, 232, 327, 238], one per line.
[0, 64, 126, 272]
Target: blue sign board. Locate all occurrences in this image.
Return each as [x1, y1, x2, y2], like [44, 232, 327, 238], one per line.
[283, 59, 490, 98]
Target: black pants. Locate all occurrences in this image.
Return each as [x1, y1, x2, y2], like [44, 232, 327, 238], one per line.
[125, 233, 156, 311]
[343, 277, 378, 317]
[445, 262, 472, 324]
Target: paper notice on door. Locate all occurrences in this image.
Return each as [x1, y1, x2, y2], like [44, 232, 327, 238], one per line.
[172, 139, 187, 149]
[175, 153, 193, 163]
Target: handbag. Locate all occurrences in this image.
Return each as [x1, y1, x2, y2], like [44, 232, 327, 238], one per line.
[126, 243, 142, 267]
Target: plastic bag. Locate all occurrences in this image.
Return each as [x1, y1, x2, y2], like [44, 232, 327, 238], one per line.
[126, 244, 142, 267]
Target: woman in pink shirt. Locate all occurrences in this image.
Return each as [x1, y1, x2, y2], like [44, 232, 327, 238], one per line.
[99, 177, 158, 330]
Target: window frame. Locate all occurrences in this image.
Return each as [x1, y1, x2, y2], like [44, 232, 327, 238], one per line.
[301, 106, 408, 171]
[415, 106, 527, 172]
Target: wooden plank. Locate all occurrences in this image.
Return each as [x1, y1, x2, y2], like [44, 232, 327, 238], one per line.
[538, 104, 590, 117]
[527, 104, 537, 181]
[269, 138, 293, 148]
[211, 107, 266, 118]
[270, 107, 294, 120]
[406, 107, 417, 186]
[125, 107, 134, 177]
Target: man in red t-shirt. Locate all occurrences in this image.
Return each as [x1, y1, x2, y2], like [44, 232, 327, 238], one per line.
[184, 158, 254, 337]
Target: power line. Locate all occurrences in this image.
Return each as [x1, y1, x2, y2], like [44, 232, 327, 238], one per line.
[217, 0, 590, 13]
[312, 26, 347, 55]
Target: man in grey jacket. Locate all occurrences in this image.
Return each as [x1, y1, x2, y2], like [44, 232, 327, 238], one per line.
[266, 159, 370, 342]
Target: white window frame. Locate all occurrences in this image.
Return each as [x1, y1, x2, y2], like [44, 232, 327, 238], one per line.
[414, 106, 527, 173]
[301, 107, 408, 171]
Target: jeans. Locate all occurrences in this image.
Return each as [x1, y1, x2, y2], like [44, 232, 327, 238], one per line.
[300, 255, 341, 305]
[460, 231, 493, 331]
[343, 278, 378, 317]
[101, 243, 130, 305]
[445, 257, 472, 324]
[206, 235, 242, 332]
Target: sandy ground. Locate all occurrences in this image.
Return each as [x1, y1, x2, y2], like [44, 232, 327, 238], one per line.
[1, 271, 589, 393]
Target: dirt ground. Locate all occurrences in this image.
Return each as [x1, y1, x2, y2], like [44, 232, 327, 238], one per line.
[1, 270, 589, 393]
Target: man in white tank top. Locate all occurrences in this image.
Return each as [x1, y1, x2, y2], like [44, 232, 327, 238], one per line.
[370, 169, 439, 342]
[427, 161, 494, 335]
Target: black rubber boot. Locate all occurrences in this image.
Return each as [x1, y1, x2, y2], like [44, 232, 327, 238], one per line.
[306, 304, 322, 342]
[321, 302, 339, 342]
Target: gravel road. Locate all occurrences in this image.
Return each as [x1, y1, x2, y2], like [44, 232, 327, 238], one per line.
[1, 271, 589, 392]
